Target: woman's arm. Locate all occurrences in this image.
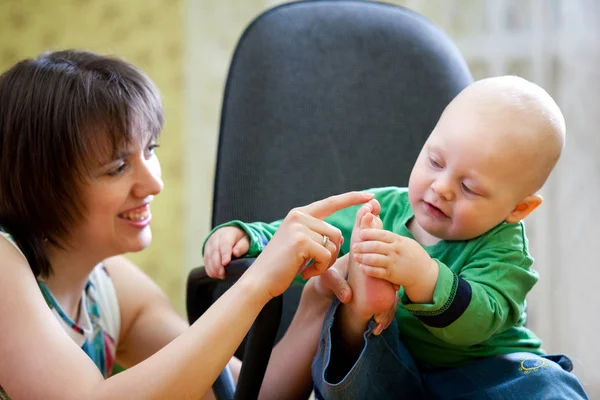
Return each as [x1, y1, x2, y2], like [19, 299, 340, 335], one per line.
[260, 283, 332, 400]
[105, 255, 190, 368]
[0, 235, 269, 400]
[106, 255, 242, 397]
[0, 191, 373, 400]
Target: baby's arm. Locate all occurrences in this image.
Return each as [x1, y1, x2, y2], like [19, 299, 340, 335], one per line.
[403, 249, 537, 346]
[352, 229, 438, 303]
[202, 195, 376, 279]
[353, 223, 538, 346]
[403, 227, 537, 346]
[202, 219, 282, 278]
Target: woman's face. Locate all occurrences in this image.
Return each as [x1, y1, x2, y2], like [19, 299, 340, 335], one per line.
[67, 134, 163, 260]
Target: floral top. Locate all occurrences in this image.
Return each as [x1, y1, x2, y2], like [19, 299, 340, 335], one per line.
[0, 231, 120, 399]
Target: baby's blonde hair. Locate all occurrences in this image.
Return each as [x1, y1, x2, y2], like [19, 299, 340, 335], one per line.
[461, 76, 566, 193]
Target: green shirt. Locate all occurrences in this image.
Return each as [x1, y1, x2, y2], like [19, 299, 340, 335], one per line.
[205, 186, 543, 368]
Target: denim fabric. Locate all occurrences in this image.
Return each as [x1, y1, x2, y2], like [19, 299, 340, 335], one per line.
[423, 352, 589, 400]
[212, 365, 236, 400]
[312, 299, 426, 399]
[312, 299, 589, 400]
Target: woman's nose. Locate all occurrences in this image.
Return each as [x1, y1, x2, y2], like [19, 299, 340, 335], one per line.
[133, 158, 163, 198]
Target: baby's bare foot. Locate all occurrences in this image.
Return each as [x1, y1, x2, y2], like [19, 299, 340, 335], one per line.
[347, 207, 396, 322]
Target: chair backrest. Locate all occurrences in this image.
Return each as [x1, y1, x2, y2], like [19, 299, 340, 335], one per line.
[197, 2, 472, 398]
[211, 0, 472, 228]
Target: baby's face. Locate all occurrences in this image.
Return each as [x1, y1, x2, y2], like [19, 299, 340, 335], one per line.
[408, 99, 533, 242]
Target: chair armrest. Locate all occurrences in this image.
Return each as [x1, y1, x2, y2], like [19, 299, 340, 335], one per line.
[186, 258, 283, 400]
[186, 258, 259, 324]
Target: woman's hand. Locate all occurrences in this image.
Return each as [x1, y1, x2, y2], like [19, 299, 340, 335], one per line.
[248, 191, 374, 299]
[305, 254, 352, 304]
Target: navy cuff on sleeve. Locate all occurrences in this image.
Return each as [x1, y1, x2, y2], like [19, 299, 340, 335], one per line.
[415, 275, 472, 328]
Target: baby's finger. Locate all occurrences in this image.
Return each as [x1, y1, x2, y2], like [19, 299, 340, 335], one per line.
[219, 236, 233, 269]
[359, 263, 390, 280]
[360, 228, 397, 243]
[202, 240, 213, 268]
[232, 238, 250, 258]
[204, 233, 221, 278]
[352, 240, 393, 255]
[353, 253, 388, 267]
[206, 246, 223, 278]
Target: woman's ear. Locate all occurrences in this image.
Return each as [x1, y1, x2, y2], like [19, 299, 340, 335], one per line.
[505, 194, 543, 223]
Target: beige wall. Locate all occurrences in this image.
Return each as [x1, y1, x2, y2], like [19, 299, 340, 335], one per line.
[0, 0, 186, 310]
[185, 0, 291, 271]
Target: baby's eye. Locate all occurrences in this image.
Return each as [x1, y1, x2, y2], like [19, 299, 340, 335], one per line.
[429, 157, 442, 168]
[461, 182, 477, 195]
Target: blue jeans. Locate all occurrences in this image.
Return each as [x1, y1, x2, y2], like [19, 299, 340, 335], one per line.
[312, 300, 589, 400]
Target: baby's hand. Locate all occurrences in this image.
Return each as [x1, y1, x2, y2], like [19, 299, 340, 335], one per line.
[203, 226, 250, 279]
[351, 230, 437, 292]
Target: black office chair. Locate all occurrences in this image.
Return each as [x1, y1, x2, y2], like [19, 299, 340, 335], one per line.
[186, 1, 472, 399]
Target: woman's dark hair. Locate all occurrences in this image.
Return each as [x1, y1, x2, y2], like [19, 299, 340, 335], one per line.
[0, 50, 164, 276]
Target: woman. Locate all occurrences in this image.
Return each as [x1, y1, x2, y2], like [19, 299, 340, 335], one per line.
[0, 50, 374, 399]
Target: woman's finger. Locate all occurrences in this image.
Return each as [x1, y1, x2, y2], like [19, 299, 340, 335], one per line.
[299, 191, 374, 220]
[320, 267, 352, 303]
[286, 210, 344, 264]
[300, 239, 335, 279]
[312, 228, 340, 269]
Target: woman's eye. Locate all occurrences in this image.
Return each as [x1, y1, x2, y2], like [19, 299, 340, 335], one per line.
[145, 143, 160, 159]
[108, 162, 127, 176]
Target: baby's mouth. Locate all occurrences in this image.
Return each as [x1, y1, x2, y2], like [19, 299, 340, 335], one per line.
[423, 201, 449, 218]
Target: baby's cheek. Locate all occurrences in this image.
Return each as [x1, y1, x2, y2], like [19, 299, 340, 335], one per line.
[453, 208, 489, 238]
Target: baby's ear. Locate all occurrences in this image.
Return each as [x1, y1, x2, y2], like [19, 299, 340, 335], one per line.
[505, 194, 543, 223]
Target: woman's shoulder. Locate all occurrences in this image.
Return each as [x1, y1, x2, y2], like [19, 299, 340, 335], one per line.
[0, 230, 27, 261]
[101, 255, 171, 340]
